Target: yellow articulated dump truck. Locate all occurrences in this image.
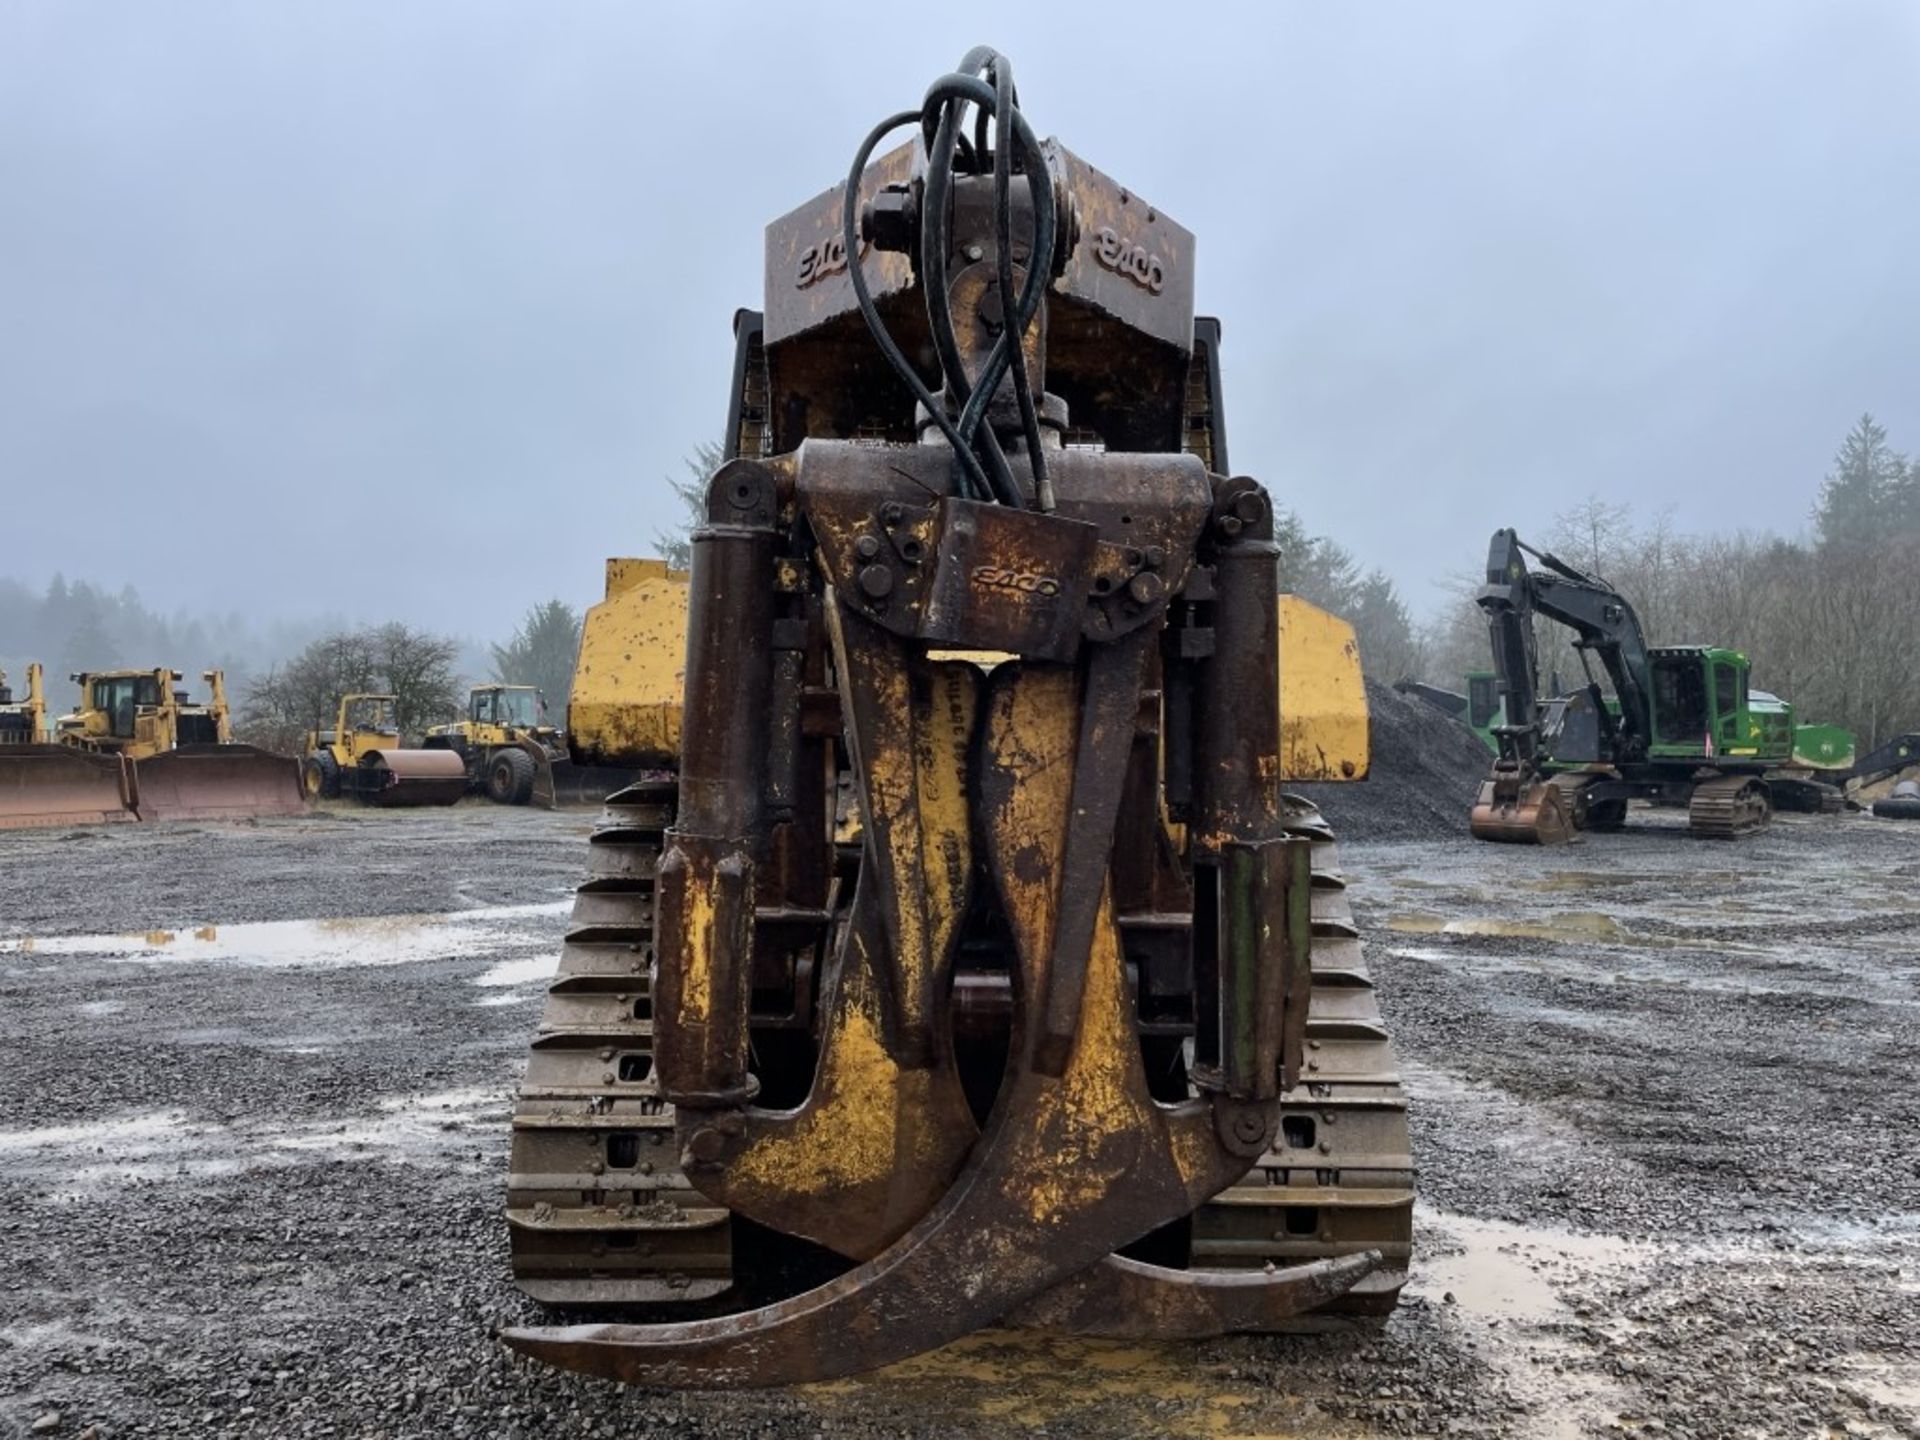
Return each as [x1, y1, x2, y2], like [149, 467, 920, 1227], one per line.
[0, 666, 304, 829]
[300, 694, 468, 807]
[422, 684, 641, 808]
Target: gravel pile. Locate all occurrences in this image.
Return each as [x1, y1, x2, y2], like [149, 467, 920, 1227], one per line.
[1292, 679, 1492, 842]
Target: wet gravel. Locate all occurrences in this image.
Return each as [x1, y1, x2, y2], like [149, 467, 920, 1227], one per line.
[0, 803, 1915, 1438]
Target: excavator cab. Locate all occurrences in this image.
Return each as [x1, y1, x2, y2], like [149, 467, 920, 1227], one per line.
[1646, 647, 1786, 763]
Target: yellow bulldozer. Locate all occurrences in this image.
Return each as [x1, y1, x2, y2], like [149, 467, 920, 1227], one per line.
[502, 49, 1410, 1388]
[300, 693, 469, 807]
[0, 664, 48, 745]
[0, 666, 304, 829]
[422, 684, 640, 807]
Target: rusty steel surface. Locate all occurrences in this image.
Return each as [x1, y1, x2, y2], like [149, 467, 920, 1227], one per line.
[504, 46, 1413, 1387]
[503, 438, 1354, 1384]
[0, 744, 137, 829]
[132, 744, 305, 823]
[1470, 772, 1577, 845]
[533, 751, 641, 810]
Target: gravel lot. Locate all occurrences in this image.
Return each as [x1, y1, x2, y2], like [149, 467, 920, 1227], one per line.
[0, 803, 1915, 1439]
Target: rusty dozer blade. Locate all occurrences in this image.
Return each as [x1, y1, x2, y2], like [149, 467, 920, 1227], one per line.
[531, 744, 642, 810]
[502, 649, 1378, 1387]
[133, 744, 305, 823]
[0, 744, 137, 829]
[1470, 772, 1575, 845]
[361, 748, 468, 807]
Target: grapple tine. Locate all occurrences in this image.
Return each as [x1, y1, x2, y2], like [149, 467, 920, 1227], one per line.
[1004, 1250, 1383, 1339]
[503, 659, 1275, 1387]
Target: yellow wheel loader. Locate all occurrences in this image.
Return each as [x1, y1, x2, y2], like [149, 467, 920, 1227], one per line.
[423, 684, 640, 808]
[502, 49, 1411, 1388]
[0, 666, 303, 828]
[301, 694, 468, 807]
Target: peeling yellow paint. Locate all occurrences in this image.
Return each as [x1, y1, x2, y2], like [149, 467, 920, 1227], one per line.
[1277, 595, 1369, 783]
[568, 558, 689, 766]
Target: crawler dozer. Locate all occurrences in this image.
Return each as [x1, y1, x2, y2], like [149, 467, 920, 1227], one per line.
[300, 694, 467, 807]
[0, 666, 302, 828]
[423, 684, 639, 807]
[502, 50, 1411, 1387]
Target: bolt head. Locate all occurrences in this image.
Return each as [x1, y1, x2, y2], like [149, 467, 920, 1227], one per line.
[859, 564, 895, 600]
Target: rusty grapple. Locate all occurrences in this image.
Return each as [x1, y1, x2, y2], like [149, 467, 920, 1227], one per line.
[503, 48, 1412, 1386]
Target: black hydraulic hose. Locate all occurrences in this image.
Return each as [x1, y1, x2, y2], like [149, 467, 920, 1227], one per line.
[928, 73, 1054, 460]
[840, 107, 995, 502]
[919, 71, 1016, 502]
[989, 56, 1053, 510]
[842, 50, 1056, 507]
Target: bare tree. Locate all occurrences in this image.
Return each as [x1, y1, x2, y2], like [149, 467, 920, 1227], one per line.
[238, 623, 459, 750]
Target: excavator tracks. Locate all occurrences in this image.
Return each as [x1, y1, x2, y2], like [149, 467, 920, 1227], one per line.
[507, 785, 1411, 1329]
[1688, 774, 1773, 838]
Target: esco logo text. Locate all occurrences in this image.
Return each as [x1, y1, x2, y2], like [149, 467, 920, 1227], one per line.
[971, 565, 1062, 598]
[795, 233, 867, 289]
[1091, 226, 1166, 294]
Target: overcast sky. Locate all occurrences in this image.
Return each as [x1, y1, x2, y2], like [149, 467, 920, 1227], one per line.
[3, 2, 1917, 641]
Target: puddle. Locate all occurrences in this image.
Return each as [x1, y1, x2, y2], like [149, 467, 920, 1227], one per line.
[474, 954, 557, 988]
[0, 1088, 505, 1187]
[1842, 1360, 1920, 1424]
[0, 1109, 194, 1154]
[1413, 1208, 1653, 1440]
[1414, 1209, 1653, 1322]
[815, 1330, 1312, 1438]
[1387, 911, 1630, 944]
[0, 901, 567, 969]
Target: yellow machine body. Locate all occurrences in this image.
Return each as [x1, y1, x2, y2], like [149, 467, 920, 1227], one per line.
[55, 668, 230, 759]
[0, 666, 301, 827]
[1276, 595, 1370, 783]
[564, 563, 1368, 784]
[424, 684, 639, 807]
[0, 663, 49, 745]
[565, 558, 690, 769]
[301, 694, 468, 807]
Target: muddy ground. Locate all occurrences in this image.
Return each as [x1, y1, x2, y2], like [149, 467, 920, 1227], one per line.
[0, 803, 1915, 1439]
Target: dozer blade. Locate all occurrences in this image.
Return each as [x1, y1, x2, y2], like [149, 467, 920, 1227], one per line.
[133, 744, 305, 823]
[533, 749, 643, 810]
[0, 745, 137, 829]
[362, 748, 468, 807]
[1470, 777, 1574, 844]
[502, 660, 1377, 1387]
